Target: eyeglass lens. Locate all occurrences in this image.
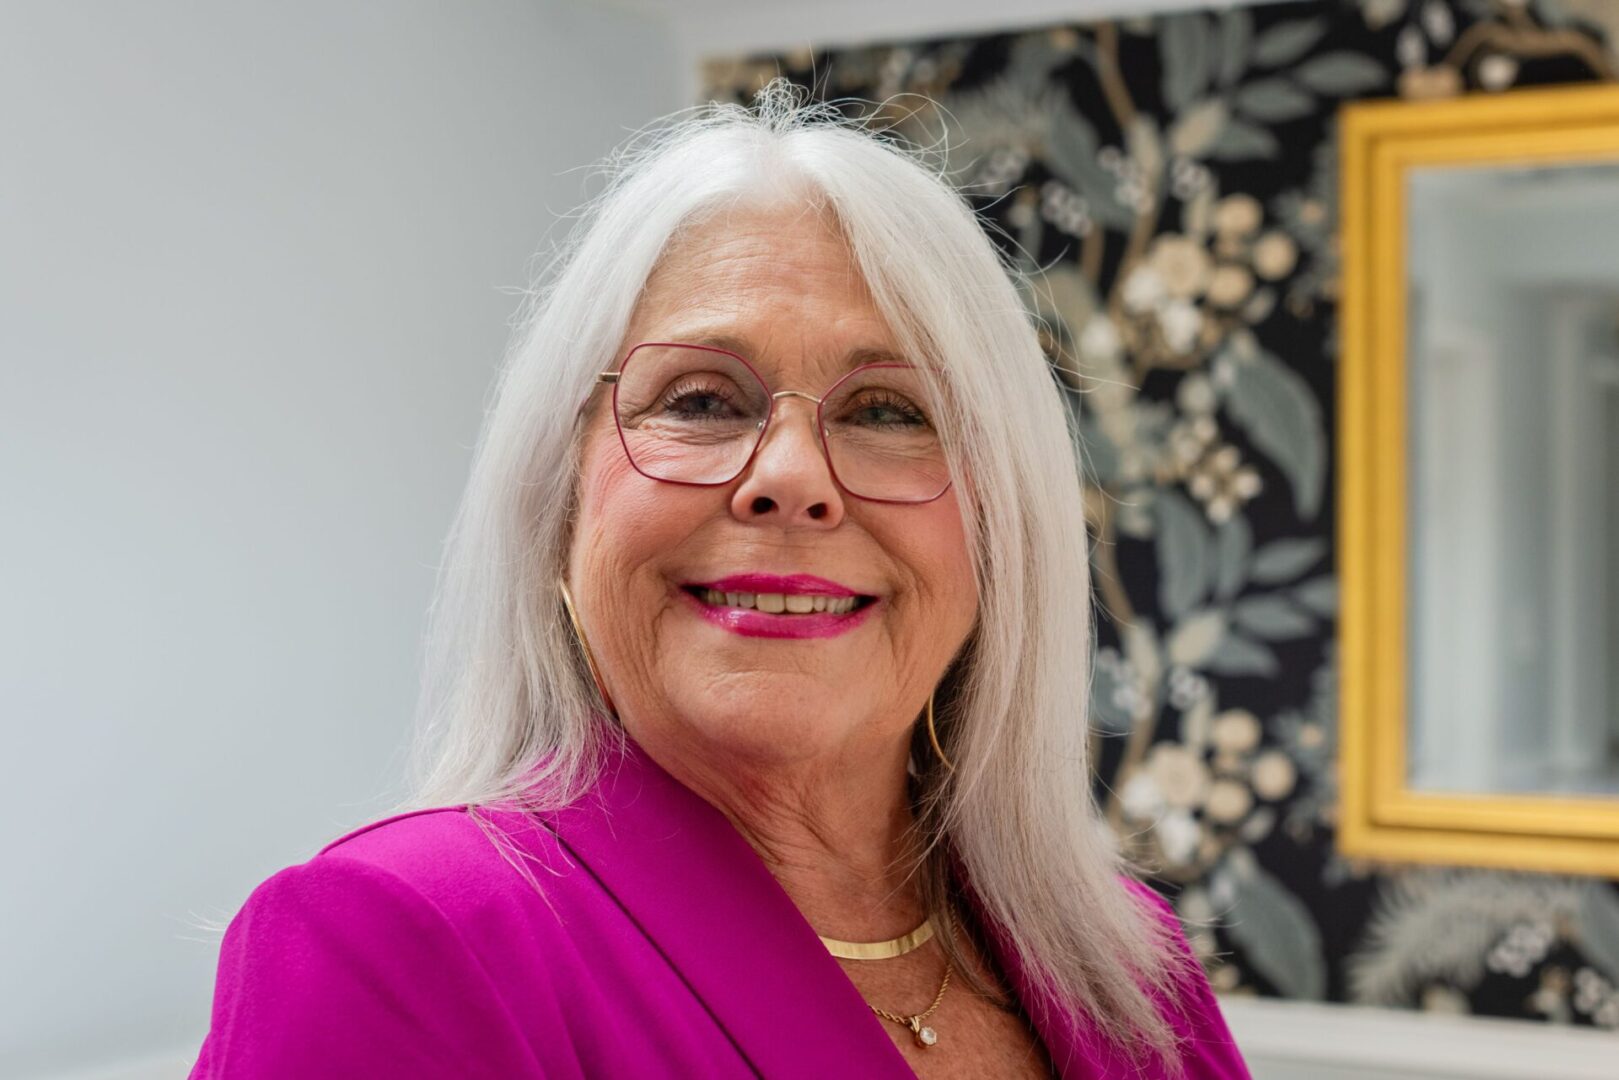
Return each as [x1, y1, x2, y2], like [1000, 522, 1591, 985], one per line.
[611, 344, 951, 502]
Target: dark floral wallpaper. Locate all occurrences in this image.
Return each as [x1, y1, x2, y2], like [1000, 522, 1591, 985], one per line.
[703, 0, 1619, 1031]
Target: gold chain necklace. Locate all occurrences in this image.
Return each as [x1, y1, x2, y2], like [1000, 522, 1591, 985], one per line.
[868, 956, 952, 1048]
[818, 911, 954, 1049]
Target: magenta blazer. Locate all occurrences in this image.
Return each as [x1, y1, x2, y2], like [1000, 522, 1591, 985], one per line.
[189, 737, 1250, 1077]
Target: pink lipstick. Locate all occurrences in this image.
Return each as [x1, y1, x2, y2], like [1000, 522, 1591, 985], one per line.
[678, 573, 879, 639]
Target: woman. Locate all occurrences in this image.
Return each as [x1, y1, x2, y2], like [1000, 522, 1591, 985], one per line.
[189, 83, 1251, 1079]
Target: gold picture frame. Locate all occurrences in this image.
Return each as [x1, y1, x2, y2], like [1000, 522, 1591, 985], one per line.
[1338, 83, 1619, 879]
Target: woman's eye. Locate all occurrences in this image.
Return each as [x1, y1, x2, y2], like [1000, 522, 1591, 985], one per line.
[660, 383, 738, 419]
[845, 394, 928, 428]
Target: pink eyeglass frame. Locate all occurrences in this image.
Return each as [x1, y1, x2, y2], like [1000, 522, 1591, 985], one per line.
[587, 341, 953, 506]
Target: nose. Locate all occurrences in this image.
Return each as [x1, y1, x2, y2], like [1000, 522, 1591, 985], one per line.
[729, 395, 846, 527]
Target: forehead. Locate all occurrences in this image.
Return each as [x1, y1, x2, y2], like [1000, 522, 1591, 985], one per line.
[624, 202, 908, 379]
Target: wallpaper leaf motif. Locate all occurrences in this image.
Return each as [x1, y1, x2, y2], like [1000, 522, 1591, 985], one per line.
[1156, 490, 1216, 619]
[1293, 574, 1338, 616]
[1251, 17, 1331, 66]
[1048, 105, 1137, 229]
[1163, 15, 1219, 112]
[1213, 515, 1252, 602]
[1234, 78, 1319, 120]
[1217, 9, 1256, 88]
[1250, 538, 1327, 584]
[1226, 348, 1326, 518]
[1232, 594, 1317, 640]
[1205, 627, 1281, 677]
[1295, 51, 1392, 93]
[1211, 118, 1283, 160]
[706, 0, 1619, 1030]
[1213, 851, 1328, 999]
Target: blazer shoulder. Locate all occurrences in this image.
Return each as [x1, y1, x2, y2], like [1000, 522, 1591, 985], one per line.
[1116, 873, 1176, 917]
[1115, 874, 1201, 967]
[316, 804, 473, 856]
[192, 848, 547, 1077]
[310, 802, 575, 926]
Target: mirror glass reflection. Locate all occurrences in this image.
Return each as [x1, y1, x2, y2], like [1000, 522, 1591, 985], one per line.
[1407, 159, 1619, 796]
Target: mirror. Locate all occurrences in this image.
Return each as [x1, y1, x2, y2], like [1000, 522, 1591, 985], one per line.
[1407, 160, 1619, 799]
[1339, 83, 1619, 877]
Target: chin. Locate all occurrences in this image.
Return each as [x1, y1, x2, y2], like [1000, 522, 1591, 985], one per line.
[662, 696, 856, 767]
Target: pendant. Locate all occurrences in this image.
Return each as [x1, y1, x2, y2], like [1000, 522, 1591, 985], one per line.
[908, 1017, 940, 1048]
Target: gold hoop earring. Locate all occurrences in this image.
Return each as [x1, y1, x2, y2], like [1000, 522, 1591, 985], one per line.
[925, 691, 955, 773]
[559, 579, 616, 717]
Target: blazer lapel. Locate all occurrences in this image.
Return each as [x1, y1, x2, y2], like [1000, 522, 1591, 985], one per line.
[535, 736, 916, 1080]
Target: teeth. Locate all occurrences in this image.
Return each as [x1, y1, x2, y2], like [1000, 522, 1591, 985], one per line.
[697, 589, 863, 615]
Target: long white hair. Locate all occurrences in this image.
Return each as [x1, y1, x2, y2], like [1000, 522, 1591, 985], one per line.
[404, 80, 1195, 1074]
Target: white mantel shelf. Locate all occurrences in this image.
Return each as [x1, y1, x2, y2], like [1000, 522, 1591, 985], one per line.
[1218, 994, 1619, 1080]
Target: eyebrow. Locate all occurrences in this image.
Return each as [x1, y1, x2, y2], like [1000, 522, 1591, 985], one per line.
[677, 333, 913, 373]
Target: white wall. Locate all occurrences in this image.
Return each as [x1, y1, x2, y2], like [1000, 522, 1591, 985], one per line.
[0, 2, 678, 1076]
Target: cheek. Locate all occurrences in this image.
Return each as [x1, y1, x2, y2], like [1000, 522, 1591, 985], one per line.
[572, 430, 668, 582]
[895, 494, 978, 627]
[941, 510, 979, 619]
[569, 423, 719, 630]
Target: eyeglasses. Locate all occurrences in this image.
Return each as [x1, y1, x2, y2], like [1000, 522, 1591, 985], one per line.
[594, 342, 952, 504]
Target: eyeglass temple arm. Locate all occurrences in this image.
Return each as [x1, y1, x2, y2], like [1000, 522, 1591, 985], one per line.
[573, 373, 619, 417]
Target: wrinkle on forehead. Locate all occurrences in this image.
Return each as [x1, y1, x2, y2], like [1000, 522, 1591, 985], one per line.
[658, 189, 854, 283]
[625, 198, 898, 387]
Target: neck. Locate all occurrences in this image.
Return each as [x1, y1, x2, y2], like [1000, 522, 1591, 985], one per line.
[631, 725, 929, 942]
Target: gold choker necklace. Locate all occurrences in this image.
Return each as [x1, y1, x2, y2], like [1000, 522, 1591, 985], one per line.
[817, 915, 936, 960]
[819, 913, 953, 1049]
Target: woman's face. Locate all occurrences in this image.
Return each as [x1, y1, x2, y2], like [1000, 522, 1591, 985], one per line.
[568, 201, 978, 777]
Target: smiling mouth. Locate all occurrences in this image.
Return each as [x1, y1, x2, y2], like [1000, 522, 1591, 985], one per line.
[681, 586, 878, 616]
